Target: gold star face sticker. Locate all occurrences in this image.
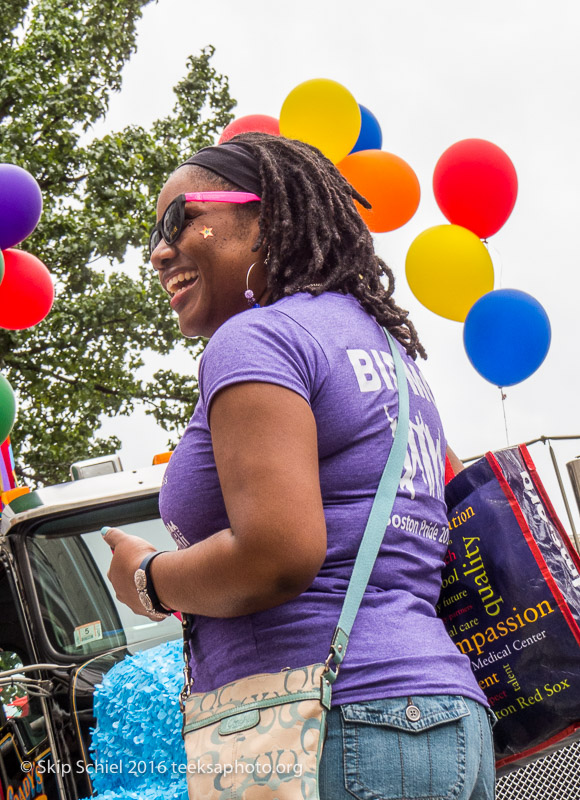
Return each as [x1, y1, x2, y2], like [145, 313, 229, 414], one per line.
[200, 226, 214, 239]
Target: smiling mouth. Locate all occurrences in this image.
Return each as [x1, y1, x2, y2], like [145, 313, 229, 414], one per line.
[165, 271, 199, 295]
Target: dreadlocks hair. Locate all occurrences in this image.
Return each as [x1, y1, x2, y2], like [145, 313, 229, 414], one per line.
[228, 132, 427, 360]
[181, 132, 425, 359]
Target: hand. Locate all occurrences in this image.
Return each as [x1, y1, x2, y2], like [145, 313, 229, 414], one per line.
[102, 527, 160, 618]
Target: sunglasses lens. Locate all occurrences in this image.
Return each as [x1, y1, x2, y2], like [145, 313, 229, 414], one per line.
[149, 228, 161, 256]
[149, 197, 186, 257]
[162, 199, 183, 244]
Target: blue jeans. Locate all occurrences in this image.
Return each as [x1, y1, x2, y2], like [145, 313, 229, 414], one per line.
[319, 695, 495, 800]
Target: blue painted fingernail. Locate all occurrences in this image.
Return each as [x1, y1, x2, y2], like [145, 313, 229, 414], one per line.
[100, 526, 111, 536]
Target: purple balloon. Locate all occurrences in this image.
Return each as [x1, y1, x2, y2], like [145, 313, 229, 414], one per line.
[0, 164, 43, 249]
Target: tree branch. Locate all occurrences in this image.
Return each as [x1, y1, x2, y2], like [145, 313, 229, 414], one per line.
[4, 357, 124, 395]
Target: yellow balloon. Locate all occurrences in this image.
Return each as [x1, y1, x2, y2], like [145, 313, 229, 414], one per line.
[405, 225, 494, 322]
[279, 79, 361, 164]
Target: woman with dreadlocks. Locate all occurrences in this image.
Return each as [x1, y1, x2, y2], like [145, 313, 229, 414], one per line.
[104, 133, 495, 799]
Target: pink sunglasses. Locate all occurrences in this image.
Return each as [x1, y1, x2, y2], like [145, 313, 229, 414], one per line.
[149, 191, 261, 256]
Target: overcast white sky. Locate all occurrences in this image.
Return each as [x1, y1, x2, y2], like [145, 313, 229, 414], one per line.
[98, 0, 580, 533]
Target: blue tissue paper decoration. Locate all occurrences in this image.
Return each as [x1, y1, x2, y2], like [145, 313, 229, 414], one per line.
[79, 640, 188, 800]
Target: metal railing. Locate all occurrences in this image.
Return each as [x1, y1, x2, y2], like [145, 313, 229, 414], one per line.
[464, 434, 580, 551]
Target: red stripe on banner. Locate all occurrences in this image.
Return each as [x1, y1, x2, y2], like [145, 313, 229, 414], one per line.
[496, 720, 580, 770]
[486, 451, 580, 649]
[520, 444, 580, 572]
[444, 454, 455, 485]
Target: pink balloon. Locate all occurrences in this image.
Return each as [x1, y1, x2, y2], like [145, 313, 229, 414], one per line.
[219, 115, 280, 143]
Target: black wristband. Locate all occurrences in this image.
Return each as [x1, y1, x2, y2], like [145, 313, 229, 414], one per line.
[134, 551, 174, 616]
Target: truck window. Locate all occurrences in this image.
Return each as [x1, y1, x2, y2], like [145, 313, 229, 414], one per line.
[26, 517, 181, 658]
[28, 533, 127, 655]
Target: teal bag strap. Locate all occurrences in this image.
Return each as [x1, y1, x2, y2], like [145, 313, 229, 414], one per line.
[324, 328, 410, 682]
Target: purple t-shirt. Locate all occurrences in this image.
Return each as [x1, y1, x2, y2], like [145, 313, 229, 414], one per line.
[159, 292, 487, 707]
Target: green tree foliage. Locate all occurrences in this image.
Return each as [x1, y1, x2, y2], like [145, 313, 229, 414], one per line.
[0, 649, 23, 705]
[0, 0, 235, 485]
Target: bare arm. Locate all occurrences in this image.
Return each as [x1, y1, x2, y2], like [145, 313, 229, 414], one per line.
[105, 382, 327, 618]
[446, 445, 465, 476]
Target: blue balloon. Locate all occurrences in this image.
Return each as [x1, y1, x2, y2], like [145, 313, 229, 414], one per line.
[349, 105, 383, 154]
[464, 289, 551, 387]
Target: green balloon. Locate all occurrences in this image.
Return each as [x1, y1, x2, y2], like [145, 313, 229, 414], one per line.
[0, 249, 4, 285]
[0, 374, 16, 443]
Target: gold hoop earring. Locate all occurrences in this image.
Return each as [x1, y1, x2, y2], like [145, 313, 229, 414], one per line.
[244, 263, 260, 308]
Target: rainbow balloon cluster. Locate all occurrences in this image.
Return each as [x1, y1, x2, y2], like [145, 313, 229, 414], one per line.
[219, 97, 550, 389]
[0, 163, 55, 443]
[405, 139, 550, 387]
[219, 78, 420, 234]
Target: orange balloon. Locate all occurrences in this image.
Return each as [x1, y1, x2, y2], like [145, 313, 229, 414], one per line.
[338, 150, 420, 232]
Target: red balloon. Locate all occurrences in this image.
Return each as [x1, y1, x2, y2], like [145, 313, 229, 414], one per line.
[0, 249, 54, 329]
[219, 114, 280, 143]
[433, 139, 518, 239]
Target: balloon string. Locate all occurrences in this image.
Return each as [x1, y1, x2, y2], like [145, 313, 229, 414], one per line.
[483, 238, 503, 288]
[500, 387, 509, 445]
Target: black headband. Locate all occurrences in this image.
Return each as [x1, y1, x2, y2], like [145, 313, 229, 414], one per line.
[179, 142, 261, 196]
